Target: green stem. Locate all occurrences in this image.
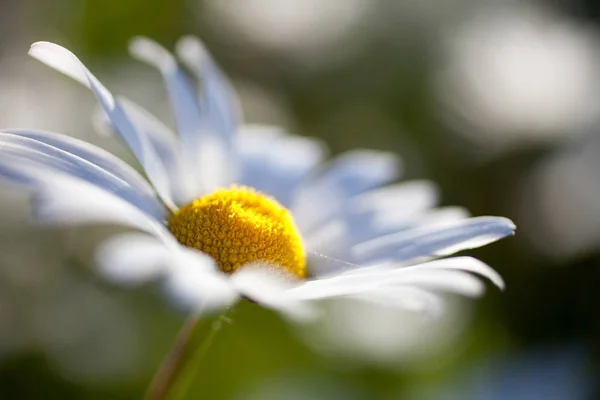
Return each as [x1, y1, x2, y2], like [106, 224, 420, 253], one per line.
[144, 311, 226, 400]
[168, 315, 225, 400]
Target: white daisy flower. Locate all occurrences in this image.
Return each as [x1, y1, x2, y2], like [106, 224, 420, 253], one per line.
[0, 36, 515, 323]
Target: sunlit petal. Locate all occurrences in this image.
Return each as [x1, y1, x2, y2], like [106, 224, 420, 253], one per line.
[352, 216, 516, 264]
[95, 233, 173, 285]
[0, 131, 165, 220]
[29, 41, 177, 210]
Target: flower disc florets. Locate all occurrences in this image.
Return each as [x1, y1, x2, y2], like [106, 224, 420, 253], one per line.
[168, 186, 306, 278]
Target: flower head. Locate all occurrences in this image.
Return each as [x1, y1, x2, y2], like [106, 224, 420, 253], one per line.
[0, 36, 515, 323]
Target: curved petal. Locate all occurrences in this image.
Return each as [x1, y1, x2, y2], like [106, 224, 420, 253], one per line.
[176, 35, 240, 143]
[304, 180, 440, 257]
[306, 206, 472, 277]
[95, 233, 173, 285]
[110, 98, 197, 204]
[237, 125, 327, 207]
[353, 286, 446, 317]
[29, 41, 177, 210]
[130, 36, 234, 196]
[352, 216, 516, 265]
[162, 248, 239, 313]
[0, 131, 166, 220]
[290, 267, 486, 300]
[0, 155, 172, 241]
[292, 149, 403, 233]
[399, 256, 505, 290]
[230, 266, 320, 323]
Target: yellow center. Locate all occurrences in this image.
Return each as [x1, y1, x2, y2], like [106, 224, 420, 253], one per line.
[168, 185, 306, 278]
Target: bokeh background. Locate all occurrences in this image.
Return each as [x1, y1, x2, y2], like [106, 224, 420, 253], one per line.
[1, 0, 599, 398]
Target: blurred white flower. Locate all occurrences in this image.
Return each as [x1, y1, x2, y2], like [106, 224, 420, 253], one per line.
[517, 127, 600, 259]
[0, 37, 514, 345]
[202, 0, 368, 67]
[435, 3, 600, 158]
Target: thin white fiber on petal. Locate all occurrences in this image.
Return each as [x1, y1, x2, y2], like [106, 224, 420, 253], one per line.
[231, 266, 320, 322]
[352, 216, 516, 264]
[163, 248, 239, 312]
[0, 131, 165, 220]
[29, 42, 177, 210]
[95, 233, 172, 285]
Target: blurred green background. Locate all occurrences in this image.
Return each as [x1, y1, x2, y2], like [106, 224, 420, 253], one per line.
[1, 0, 599, 398]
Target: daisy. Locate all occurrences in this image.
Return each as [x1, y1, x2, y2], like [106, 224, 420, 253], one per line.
[0, 36, 515, 323]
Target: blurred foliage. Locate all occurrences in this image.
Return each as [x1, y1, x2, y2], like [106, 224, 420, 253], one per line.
[73, 0, 188, 58]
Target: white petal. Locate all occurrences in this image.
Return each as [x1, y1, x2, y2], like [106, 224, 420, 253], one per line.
[27, 41, 92, 87]
[352, 216, 516, 264]
[231, 266, 320, 323]
[176, 35, 240, 142]
[92, 99, 196, 204]
[400, 256, 505, 290]
[237, 124, 327, 207]
[130, 36, 234, 195]
[0, 131, 165, 220]
[115, 98, 197, 204]
[29, 41, 177, 210]
[306, 207, 471, 277]
[292, 149, 403, 233]
[354, 206, 472, 249]
[95, 233, 172, 285]
[290, 267, 487, 300]
[304, 180, 440, 256]
[2, 129, 158, 200]
[162, 248, 239, 312]
[352, 180, 439, 215]
[0, 156, 171, 241]
[35, 176, 168, 237]
[354, 286, 445, 317]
